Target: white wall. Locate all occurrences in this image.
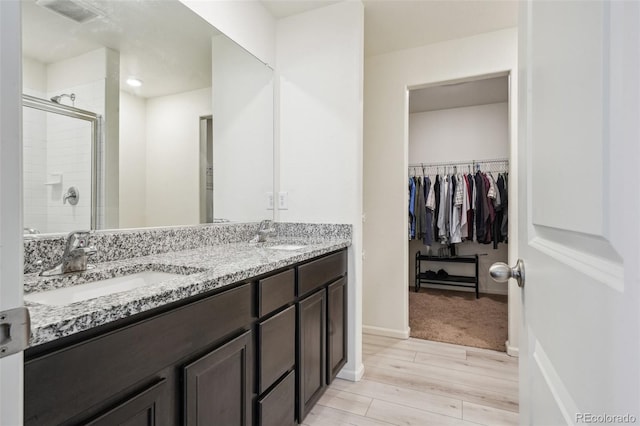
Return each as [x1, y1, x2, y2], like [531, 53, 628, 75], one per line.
[119, 91, 147, 228]
[409, 102, 508, 161]
[363, 28, 519, 354]
[0, 2, 24, 423]
[408, 102, 509, 295]
[145, 87, 211, 227]
[180, 0, 275, 67]
[212, 34, 273, 222]
[276, 1, 364, 380]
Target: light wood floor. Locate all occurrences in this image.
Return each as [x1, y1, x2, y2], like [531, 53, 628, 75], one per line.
[302, 334, 519, 426]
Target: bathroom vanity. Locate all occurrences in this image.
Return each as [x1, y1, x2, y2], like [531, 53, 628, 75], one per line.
[22, 223, 350, 426]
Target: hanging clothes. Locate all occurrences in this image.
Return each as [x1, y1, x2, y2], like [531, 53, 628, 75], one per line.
[437, 175, 449, 243]
[467, 173, 475, 241]
[433, 175, 441, 239]
[408, 161, 508, 248]
[499, 173, 508, 242]
[408, 177, 416, 239]
[474, 171, 486, 243]
[415, 177, 426, 240]
[423, 176, 435, 246]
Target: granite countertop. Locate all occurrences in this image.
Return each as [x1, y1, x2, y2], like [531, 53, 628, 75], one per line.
[25, 238, 350, 347]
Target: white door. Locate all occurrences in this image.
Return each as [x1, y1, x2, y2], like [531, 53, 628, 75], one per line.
[0, 1, 25, 425]
[517, 0, 640, 424]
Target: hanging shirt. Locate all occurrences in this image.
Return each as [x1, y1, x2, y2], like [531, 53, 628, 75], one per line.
[466, 173, 475, 240]
[423, 176, 434, 246]
[437, 175, 449, 241]
[498, 173, 508, 242]
[460, 174, 469, 240]
[474, 172, 486, 243]
[408, 177, 416, 239]
[415, 177, 426, 240]
[433, 175, 441, 239]
[481, 173, 495, 244]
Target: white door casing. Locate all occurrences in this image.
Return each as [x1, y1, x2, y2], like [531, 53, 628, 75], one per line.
[518, 0, 640, 424]
[0, 1, 24, 425]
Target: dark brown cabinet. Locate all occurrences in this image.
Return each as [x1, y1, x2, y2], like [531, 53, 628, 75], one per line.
[183, 331, 253, 426]
[24, 248, 348, 426]
[327, 276, 347, 383]
[296, 250, 348, 423]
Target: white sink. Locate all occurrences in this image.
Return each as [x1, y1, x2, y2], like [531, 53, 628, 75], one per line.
[267, 244, 307, 251]
[24, 271, 182, 306]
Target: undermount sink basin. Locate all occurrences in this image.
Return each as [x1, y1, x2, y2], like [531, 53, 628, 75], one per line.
[24, 271, 183, 306]
[266, 244, 307, 251]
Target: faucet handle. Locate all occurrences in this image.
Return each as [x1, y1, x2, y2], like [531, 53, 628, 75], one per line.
[64, 230, 92, 252]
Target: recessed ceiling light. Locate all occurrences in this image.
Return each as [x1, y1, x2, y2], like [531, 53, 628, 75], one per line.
[126, 78, 143, 87]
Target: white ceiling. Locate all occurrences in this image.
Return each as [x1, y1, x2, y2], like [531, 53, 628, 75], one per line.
[261, 0, 518, 57]
[22, 0, 218, 98]
[22, 0, 518, 98]
[409, 76, 509, 113]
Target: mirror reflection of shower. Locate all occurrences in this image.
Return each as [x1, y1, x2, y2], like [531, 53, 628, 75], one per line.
[22, 94, 101, 235]
[50, 93, 76, 106]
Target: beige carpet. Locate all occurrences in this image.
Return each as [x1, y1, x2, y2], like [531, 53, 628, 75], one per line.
[409, 288, 508, 352]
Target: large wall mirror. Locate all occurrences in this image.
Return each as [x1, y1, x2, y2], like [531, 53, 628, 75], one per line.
[21, 0, 274, 236]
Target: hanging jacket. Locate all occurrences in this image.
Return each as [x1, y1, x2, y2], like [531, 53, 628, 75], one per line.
[433, 175, 441, 239]
[423, 176, 434, 246]
[408, 177, 416, 239]
[474, 172, 486, 242]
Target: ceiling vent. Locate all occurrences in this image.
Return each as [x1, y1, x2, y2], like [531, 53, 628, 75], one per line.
[35, 0, 102, 24]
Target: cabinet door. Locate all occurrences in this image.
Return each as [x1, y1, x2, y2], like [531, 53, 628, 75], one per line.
[84, 379, 167, 426]
[327, 277, 347, 383]
[297, 290, 326, 422]
[183, 331, 253, 426]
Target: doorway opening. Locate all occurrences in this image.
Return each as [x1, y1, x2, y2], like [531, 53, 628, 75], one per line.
[407, 73, 511, 352]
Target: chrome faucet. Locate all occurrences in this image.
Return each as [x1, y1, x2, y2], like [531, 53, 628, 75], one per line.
[254, 220, 276, 243]
[40, 230, 97, 276]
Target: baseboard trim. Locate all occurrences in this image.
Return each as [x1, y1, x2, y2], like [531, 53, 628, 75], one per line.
[362, 325, 410, 339]
[336, 363, 365, 382]
[506, 341, 519, 357]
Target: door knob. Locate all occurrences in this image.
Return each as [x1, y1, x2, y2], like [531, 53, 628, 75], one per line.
[489, 259, 525, 287]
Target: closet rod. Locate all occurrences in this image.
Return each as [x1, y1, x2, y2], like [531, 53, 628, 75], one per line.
[408, 157, 509, 168]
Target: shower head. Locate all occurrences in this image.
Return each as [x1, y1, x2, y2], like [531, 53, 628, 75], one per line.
[50, 93, 76, 105]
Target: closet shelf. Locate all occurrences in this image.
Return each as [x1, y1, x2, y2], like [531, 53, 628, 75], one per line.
[416, 274, 476, 284]
[416, 255, 477, 264]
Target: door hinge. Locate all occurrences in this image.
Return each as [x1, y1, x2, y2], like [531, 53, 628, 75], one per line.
[0, 307, 30, 358]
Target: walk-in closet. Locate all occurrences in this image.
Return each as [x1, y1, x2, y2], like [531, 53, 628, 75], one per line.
[408, 75, 510, 352]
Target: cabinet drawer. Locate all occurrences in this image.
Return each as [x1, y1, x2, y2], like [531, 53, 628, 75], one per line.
[258, 269, 295, 317]
[258, 371, 295, 426]
[258, 305, 295, 393]
[297, 250, 347, 297]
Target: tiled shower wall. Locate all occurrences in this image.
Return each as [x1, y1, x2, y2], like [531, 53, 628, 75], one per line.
[22, 80, 104, 234]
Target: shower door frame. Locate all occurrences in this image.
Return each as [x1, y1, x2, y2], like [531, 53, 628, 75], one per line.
[22, 94, 102, 230]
